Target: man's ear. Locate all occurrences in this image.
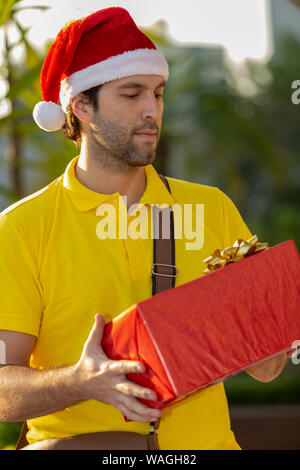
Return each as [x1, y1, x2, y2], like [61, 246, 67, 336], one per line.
[71, 94, 93, 124]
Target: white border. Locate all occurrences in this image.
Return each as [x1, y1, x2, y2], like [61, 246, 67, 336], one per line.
[59, 48, 169, 112]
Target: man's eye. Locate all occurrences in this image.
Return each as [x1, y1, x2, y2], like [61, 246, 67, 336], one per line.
[123, 94, 138, 98]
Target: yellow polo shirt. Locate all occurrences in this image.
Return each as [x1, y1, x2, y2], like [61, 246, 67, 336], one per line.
[0, 155, 252, 449]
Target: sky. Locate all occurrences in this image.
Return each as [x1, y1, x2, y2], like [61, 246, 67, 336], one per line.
[15, 0, 271, 63]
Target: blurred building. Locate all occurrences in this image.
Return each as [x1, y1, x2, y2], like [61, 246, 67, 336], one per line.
[269, 0, 300, 49]
[163, 44, 226, 181]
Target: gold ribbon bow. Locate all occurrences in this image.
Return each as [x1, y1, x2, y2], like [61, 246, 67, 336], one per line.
[203, 235, 270, 274]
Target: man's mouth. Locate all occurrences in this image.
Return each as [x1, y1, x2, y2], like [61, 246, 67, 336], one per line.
[134, 130, 158, 141]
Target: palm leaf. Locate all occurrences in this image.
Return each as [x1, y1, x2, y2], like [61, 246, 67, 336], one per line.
[0, 0, 21, 26]
[12, 5, 51, 13]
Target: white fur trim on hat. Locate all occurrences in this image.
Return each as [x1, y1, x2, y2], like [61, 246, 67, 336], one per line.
[33, 101, 66, 132]
[59, 48, 169, 112]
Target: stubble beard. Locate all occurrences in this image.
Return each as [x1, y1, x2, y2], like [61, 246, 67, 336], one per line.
[89, 110, 160, 172]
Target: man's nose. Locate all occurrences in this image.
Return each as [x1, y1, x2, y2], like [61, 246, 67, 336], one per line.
[141, 95, 161, 121]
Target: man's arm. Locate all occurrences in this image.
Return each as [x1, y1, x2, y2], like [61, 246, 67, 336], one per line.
[245, 353, 288, 383]
[0, 314, 161, 423]
[0, 363, 85, 422]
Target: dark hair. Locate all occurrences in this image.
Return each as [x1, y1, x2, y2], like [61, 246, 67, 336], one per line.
[61, 84, 101, 147]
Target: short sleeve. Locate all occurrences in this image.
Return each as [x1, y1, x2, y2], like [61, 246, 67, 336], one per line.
[0, 214, 42, 336]
[217, 189, 253, 248]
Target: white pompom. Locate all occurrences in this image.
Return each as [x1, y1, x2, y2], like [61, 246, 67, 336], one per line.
[33, 101, 66, 132]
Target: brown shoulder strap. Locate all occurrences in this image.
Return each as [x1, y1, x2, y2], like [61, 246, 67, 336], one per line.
[149, 173, 177, 447]
[15, 422, 28, 450]
[152, 174, 177, 295]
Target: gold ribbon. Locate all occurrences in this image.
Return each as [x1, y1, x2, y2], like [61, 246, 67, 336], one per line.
[203, 235, 270, 274]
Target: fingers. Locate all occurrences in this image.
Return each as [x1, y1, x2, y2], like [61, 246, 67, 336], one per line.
[85, 314, 106, 352]
[115, 380, 157, 401]
[106, 360, 146, 376]
[113, 380, 160, 423]
[117, 396, 161, 423]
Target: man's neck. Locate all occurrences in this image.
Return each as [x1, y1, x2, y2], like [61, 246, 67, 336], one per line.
[75, 141, 147, 211]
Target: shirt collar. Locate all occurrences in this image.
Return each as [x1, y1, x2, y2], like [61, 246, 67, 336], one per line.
[62, 156, 175, 212]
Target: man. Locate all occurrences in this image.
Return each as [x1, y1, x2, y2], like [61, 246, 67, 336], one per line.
[0, 7, 288, 450]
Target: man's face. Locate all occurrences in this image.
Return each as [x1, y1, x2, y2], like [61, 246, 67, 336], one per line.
[88, 74, 166, 168]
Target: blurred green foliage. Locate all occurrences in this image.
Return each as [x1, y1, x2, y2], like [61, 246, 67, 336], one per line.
[0, 422, 22, 449]
[225, 371, 300, 406]
[0, 0, 75, 205]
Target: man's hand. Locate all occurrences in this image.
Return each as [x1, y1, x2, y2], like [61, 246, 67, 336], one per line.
[246, 353, 288, 382]
[75, 314, 161, 423]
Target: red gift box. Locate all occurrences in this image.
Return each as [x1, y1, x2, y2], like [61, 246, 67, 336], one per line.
[102, 240, 300, 411]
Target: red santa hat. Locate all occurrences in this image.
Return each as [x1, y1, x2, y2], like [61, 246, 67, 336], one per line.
[33, 7, 169, 132]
